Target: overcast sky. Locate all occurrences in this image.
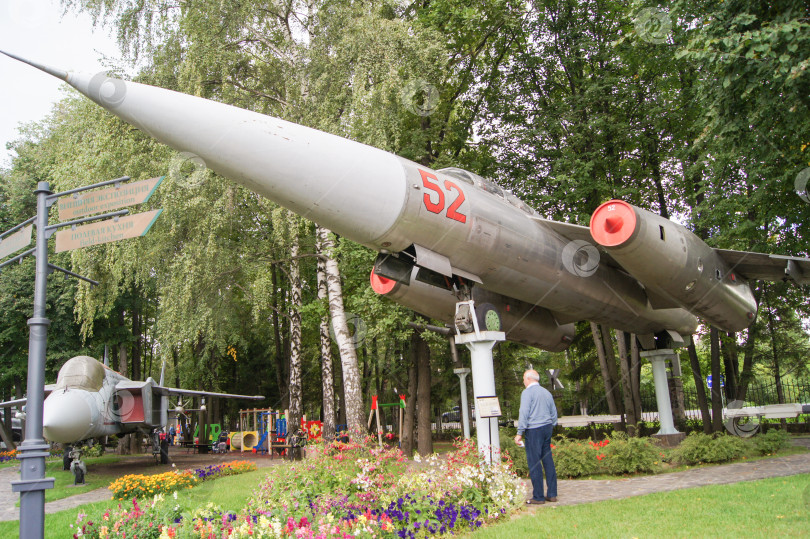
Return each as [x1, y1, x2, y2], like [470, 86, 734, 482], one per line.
[0, 0, 122, 168]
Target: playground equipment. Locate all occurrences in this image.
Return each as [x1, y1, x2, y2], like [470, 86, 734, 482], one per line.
[367, 395, 406, 447]
[237, 408, 323, 457]
[230, 431, 258, 450]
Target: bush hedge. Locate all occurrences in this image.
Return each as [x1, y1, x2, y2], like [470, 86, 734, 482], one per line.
[672, 433, 746, 465]
[753, 429, 790, 455]
[600, 432, 662, 474]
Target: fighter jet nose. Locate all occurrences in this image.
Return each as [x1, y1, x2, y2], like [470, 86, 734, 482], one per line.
[43, 390, 92, 443]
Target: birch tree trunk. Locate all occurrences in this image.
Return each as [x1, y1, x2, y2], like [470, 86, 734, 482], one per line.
[288, 215, 304, 458]
[316, 226, 365, 435]
[315, 230, 336, 441]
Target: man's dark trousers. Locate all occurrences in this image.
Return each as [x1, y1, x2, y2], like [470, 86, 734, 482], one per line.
[525, 423, 557, 500]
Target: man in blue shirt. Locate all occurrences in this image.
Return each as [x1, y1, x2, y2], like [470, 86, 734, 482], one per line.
[514, 369, 558, 504]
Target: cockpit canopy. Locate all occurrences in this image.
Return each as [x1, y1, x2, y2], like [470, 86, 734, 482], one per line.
[55, 356, 105, 392]
[437, 167, 537, 216]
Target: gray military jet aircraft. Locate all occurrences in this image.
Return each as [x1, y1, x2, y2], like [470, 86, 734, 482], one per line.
[0, 51, 808, 351]
[0, 355, 262, 462]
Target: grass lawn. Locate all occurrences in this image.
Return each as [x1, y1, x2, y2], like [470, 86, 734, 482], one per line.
[463, 473, 810, 538]
[33, 456, 122, 505]
[0, 467, 271, 539]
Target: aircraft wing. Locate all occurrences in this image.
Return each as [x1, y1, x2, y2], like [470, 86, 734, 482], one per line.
[155, 386, 264, 400]
[715, 249, 810, 285]
[531, 216, 592, 243]
[530, 216, 624, 270]
[114, 378, 263, 401]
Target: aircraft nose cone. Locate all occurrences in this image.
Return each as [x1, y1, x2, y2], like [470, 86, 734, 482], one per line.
[43, 390, 92, 443]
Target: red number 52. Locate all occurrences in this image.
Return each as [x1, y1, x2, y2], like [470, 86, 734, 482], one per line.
[419, 170, 467, 224]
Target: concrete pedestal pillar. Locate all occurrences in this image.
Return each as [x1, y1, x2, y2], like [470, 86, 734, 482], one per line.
[640, 349, 680, 435]
[455, 331, 505, 464]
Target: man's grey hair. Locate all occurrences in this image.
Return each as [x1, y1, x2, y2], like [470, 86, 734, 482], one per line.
[525, 369, 540, 382]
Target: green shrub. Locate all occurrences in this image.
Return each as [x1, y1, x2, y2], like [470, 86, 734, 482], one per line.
[82, 443, 105, 458]
[753, 429, 790, 455]
[552, 436, 600, 478]
[600, 432, 662, 474]
[674, 433, 746, 465]
[500, 436, 529, 477]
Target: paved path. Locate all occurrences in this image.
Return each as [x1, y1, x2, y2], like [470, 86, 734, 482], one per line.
[523, 437, 810, 507]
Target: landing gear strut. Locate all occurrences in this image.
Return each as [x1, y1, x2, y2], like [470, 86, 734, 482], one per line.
[152, 430, 170, 464]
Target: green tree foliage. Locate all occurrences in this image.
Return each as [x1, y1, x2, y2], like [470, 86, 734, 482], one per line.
[0, 0, 806, 440]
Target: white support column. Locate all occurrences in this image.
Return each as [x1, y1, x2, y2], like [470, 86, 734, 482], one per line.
[455, 331, 506, 464]
[640, 349, 680, 435]
[453, 368, 472, 439]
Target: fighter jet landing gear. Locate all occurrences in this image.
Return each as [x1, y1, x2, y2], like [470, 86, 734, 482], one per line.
[152, 429, 170, 465]
[454, 301, 505, 465]
[63, 445, 72, 471]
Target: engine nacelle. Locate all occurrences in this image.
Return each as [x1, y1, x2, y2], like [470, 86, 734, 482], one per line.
[370, 266, 575, 352]
[590, 200, 757, 332]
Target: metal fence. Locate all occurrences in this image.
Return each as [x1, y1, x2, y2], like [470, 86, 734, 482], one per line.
[556, 380, 810, 422]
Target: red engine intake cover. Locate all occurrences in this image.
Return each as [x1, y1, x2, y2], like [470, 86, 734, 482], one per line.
[370, 268, 396, 294]
[590, 200, 637, 247]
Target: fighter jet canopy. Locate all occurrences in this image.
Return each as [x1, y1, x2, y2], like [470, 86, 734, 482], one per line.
[55, 356, 105, 392]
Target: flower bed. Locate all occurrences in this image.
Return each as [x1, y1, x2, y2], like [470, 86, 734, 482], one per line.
[0, 449, 17, 463]
[193, 460, 257, 480]
[108, 460, 258, 500]
[108, 470, 199, 500]
[81, 437, 525, 538]
[73, 494, 181, 538]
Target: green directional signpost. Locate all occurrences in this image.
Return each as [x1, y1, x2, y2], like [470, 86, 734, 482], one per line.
[0, 176, 162, 539]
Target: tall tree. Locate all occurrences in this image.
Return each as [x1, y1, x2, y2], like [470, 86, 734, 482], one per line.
[315, 226, 336, 441]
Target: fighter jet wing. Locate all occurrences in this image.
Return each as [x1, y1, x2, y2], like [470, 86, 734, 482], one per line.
[154, 386, 264, 400]
[113, 377, 263, 401]
[715, 249, 810, 285]
[530, 216, 624, 269]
